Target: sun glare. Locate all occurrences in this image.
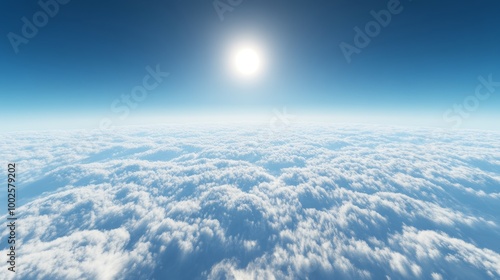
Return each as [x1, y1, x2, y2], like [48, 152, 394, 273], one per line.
[231, 45, 263, 78]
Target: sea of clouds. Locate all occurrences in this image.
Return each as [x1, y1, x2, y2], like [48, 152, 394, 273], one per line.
[0, 124, 499, 279]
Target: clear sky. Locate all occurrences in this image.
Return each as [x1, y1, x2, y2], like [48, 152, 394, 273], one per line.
[1, 0, 499, 130]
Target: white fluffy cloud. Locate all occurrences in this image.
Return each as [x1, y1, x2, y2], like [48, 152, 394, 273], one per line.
[0, 124, 499, 279]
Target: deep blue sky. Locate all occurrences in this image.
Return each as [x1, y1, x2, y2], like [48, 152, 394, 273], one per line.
[1, 0, 499, 130]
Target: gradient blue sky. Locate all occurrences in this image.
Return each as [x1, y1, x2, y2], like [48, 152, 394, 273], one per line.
[1, 0, 499, 130]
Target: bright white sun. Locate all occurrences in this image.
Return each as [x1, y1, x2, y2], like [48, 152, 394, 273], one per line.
[232, 47, 262, 78]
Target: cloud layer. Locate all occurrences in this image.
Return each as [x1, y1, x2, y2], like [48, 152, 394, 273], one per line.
[1, 124, 499, 279]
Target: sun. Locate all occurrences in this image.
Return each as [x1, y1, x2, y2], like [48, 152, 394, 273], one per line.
[231, 45, 263, 78]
